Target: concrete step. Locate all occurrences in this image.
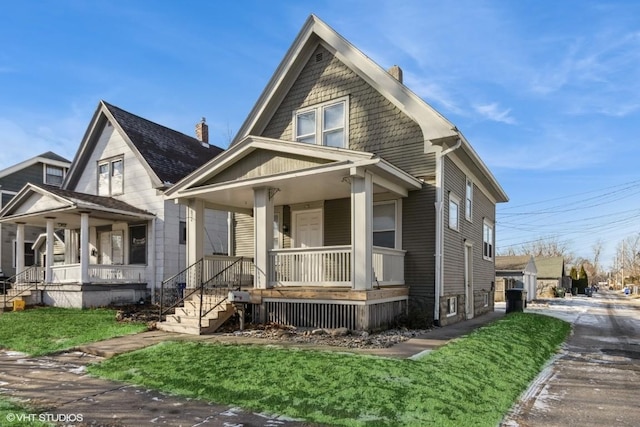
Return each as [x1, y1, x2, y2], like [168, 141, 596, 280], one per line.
[159, 303, 236, 335]
[156, 322, 202, 335]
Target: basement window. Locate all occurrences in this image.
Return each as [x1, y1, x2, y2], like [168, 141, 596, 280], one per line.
[447, 296, 457, 317]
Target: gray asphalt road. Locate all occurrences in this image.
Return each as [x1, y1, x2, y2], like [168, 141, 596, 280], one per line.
[503, 290, 640, 427]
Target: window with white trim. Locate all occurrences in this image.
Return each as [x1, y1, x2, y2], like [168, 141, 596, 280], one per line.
[45, 165, 65, 186]
[448, 193, 460, 231]
[273, 212, 281, 250]
[98, 158, 124, 196]
[373, 201, 396, 248]
[294, 98, 347, 148]
[483, 219, 494, 260]
[465, 178, 473, 221]
[447, 296, 457, 316]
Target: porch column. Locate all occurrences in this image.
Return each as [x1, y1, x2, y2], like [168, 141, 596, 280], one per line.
[15, 222, 25, 275]
[253, 187, 273, 289]
[186, 198, 205, 268]
[45, 217, 55, 283]
[80, 212, 90, 284]
[351, 171, 373, 290]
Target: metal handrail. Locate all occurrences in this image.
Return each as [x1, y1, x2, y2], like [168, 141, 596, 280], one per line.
[1, 266, 45, 312]
[158, 259, 203, 320]
[198, 257, 246, 328]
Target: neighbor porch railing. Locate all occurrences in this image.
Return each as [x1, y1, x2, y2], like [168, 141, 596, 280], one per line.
[372, 246, 405, 285]
[50, 264, 147, 284]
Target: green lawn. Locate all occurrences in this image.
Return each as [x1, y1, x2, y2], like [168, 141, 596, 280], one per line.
[0, 307, 148, 356]
[88, 313, 570, 426]
[0, 397, 52, 427]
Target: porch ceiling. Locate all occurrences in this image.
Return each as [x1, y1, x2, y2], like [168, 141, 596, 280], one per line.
[181, 161, 420, 211]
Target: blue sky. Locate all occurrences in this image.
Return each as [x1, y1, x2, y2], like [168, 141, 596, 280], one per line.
[1, 0, 639, 269]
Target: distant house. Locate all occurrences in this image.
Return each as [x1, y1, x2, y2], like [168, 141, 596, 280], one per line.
[534, 256, 568, 297]
[495, 255, 537, 302]
[160, 15, 508, 334]
[0, 152, 71, 279]
[0, 101, 227, 308]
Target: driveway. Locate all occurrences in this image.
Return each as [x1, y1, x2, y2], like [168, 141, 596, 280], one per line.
[503, 290, 640, 427]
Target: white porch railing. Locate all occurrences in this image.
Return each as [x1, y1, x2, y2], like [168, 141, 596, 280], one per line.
[50, 264, 147, 284]
[269, 246, 352, 287]
[15, 266, 45, 284]
[372, 246, 405, 285]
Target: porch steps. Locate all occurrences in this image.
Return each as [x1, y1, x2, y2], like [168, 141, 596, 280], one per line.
[0, 290, 32, 311]
[157, 294, 236, 335]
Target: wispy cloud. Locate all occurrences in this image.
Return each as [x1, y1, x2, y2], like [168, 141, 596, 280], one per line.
[473, 103, 516, 125]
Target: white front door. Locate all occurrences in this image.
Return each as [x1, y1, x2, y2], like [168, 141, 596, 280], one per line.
[293, 209, 323, 248]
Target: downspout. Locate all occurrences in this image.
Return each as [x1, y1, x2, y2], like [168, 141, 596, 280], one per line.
[434, 138, 462, 325]
[150, 217, 157, 304]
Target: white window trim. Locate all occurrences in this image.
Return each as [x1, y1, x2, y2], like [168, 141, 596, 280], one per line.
[483, 219, 494, 261]
[448, 192, 460, 231]
[483, 292, 489, 307]
[97, 156, 124, 196]
[465, 178, 473, 222]
[373, 200, 402, 249]
[43, 164, 66, 186]
[447, 296, 458, 317]
[293, 96, 349, 148]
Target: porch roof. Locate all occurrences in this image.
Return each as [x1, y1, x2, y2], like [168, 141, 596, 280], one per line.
[0, 183, 155, 228]
[165, 136, 423, 210]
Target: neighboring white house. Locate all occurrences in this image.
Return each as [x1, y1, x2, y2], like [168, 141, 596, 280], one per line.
[0, 101, 227, 308]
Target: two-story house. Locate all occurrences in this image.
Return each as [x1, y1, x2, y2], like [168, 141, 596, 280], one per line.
[0, 101, 228, 308]
[0, 152, 71, 279]
[160, 15, 508, 333]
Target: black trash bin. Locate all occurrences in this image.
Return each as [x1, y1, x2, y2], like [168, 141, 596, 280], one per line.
[505, 288, 527, 313]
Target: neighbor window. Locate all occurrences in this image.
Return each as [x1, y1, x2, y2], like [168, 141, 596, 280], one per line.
[129, 225, 147, 265]
[98, 158, 123, 196]
[373, 201, 396, 248]
[449, 193, 460, 231]
[294, 98, 348, 148]
[465, 178, 473, 221]
[179, 221, 187, 245]
[483, 219, 494, 260]
[44, 165, 65, 186]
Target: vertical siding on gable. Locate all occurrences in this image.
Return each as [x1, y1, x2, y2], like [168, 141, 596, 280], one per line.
[324, 198, 350, 246]
[403, 182, 436, 325]
[261, 45, 435, 177]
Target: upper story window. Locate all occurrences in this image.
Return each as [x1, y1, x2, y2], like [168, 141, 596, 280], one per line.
[483, 219, 494, 260]
[465, 178, 473, 221]
[294, 98, 348, 148]
[98, 158, 123, 196]
[448, 193, 460, 231]
[44, 165, 65, 186]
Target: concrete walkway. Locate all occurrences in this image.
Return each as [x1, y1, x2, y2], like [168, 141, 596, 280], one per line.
[0, 308, 506, 426]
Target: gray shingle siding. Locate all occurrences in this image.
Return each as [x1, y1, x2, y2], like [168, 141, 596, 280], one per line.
[0, 164, 43, 192]
[261, 45, 434, 177]
[403, 183, 436, 325]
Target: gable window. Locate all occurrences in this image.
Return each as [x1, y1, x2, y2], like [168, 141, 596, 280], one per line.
[448, 193, 460, 231]
[294, 98, 348, 148]
[483, 219, 494, 260]
[98, 158, 124, 196]
[465, 178, 473, 221]
[373, 201, 397, 248]
[45, 165, 65, 186]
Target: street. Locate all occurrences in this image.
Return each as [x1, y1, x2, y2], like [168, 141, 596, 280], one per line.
[503, 290, 640, 427]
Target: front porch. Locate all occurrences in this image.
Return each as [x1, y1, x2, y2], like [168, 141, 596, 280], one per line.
[162, 138, 422, 332]
[0, 184, 154, 309]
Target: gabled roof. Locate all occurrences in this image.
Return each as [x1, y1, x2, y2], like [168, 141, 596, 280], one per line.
[64, 101, 224, 190]
[0, 183, 154, 226]
[495, 255, 537, 273]
[231, 15, 507, 203]
[533, 256, 565, 279]
[0, 151, 71, 180]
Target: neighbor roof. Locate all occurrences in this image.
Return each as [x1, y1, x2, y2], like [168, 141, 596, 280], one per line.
[533, 256, 565, 279]
[65, 101, 224, 189]
[495, 255, 535, 272]
[0, 151, 71, 179]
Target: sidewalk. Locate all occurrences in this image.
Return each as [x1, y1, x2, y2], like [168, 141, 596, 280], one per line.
[0, 308, 506, 426]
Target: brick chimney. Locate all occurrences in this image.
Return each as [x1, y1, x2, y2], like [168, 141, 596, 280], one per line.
[388, 65, 403, 83]
[195, 117, 209, 147]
